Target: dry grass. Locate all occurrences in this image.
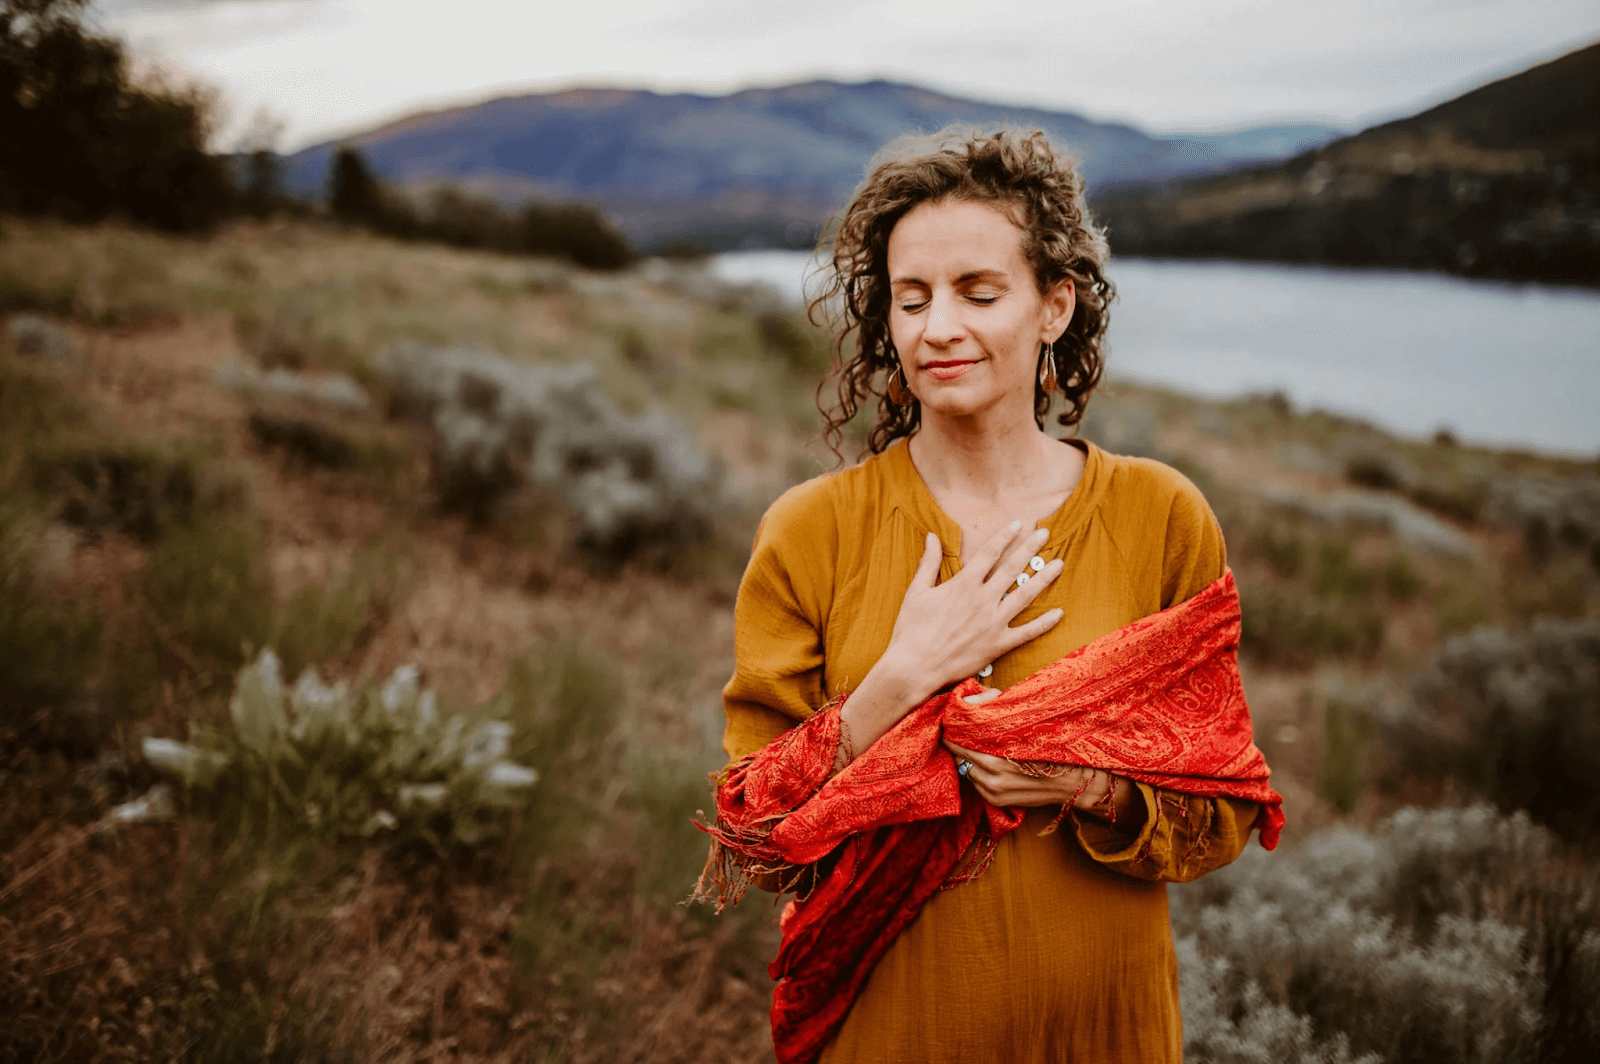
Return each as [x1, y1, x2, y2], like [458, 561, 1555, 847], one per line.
[0, 808, 779, 1063]
[0, 218, 828, 502]
[1, 221, 791, 1061]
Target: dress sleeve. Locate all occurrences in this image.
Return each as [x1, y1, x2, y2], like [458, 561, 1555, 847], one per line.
[1071, 785, 1261, 883]
[711, 482, 844, 897]
[1157, 465, 1228, 610]
[1073, 462, 1258, 881]
[721, 480, 837, 761]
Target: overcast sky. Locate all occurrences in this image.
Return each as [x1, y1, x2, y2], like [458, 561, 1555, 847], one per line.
[96, 0, 1600, 152]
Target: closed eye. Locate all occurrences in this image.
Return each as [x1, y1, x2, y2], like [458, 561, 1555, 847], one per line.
[895, 289, 1002, 312]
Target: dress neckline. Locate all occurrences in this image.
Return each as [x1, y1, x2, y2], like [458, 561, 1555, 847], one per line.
[884, 435, 1109, 565]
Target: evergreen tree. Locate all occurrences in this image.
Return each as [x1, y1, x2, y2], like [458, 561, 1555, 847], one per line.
[516, 201, 634, 271]
[327, 146, 387, 226]
[0, 0, 233, 230]
[236, 149, 283, 217]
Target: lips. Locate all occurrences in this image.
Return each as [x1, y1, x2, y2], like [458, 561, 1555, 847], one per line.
[922, 360, 978, 381]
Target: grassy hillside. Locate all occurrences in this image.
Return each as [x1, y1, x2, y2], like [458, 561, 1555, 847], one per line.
[1095, 42, 1600, 286]
[2, 219, 1597, 1061]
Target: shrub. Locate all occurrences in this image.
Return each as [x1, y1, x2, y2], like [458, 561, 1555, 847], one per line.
[1240, 581, 1386, 667]
[515, 199, 634, 271]
[6, 310, 79, 362]
[374, 341, 724, 566]
[1179, 941, 1378, 1064]
[1379, 618, 1600, 847]
[1175, 805, 1599, 1064]
[757, 306, 833, 376]
[0, 503, 102, 753]
[1344, 450, 1405, 491]
[35, 439, 199, 541]
[1488, 476, 1600, 570]
[135, 650, 540, 848]
[1407, 473, 1489, 525]
[1247, 520, 1308, 579]
[1381, 553, 1425, 600]
[1232, 505, 1439, 666]
[247, 408, 360, 470]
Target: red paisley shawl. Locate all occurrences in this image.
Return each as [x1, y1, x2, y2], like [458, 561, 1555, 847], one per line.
[698, 570, 1284, 1064]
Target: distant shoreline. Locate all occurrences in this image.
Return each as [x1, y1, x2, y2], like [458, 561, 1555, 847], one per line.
[710, 251, 1600, 459]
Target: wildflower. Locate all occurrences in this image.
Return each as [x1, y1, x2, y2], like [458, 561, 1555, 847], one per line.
[381, 664, 421, 716]
[107, 784, 178, 824]
[479, 760, 538, 806]
[462, 720, 512, 768]
[142, 738, 229, 787]
[397, 782, 450, 811]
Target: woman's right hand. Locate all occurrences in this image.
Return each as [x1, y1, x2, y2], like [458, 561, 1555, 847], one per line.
[839, 521, 1064, 755]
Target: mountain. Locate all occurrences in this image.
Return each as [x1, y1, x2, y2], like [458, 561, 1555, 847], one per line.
[283, 80, 1341, 251]
[1094, 42, 1600, 286]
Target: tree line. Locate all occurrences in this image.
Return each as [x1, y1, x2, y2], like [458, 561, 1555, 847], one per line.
[324, 148, 634, 270]
[0, 0, 634, 270]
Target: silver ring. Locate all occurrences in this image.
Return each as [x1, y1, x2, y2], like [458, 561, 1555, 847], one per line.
[957, 758, 973, 779]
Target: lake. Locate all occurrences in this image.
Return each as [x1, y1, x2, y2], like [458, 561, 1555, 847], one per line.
[709, 251, 1600, 457]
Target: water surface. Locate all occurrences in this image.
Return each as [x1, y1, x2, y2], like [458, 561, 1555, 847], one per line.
[709, 251, 1600, 457]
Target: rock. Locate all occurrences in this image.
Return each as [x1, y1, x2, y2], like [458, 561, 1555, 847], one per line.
[373, 341, 723, 563]
[7, 314, 81, 363]
[1255, 484, 1482, 560]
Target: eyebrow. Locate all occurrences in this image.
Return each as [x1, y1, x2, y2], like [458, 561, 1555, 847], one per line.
[890, 268, 1010, 287]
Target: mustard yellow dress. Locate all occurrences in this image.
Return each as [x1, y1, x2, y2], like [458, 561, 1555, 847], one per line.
[722, 439, 1260, 1064]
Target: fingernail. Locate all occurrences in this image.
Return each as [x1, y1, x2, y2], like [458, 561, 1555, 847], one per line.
[1048, 558, 1064, 571]
[1008, 519, 1021, 530]
[1034, 528, 1049, 540]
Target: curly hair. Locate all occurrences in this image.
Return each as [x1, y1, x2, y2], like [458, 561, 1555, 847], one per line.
[809, 126, 1114, 460]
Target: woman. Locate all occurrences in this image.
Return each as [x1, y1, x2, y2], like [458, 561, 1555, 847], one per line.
[703, 128, 1281, 1064]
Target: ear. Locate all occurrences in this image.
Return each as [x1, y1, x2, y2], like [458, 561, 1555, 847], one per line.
[1040, 279, 1076, 344]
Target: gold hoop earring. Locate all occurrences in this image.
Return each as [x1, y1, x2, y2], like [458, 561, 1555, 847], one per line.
[888, 363, 916, 407]
[1038, 342, 1058, 392]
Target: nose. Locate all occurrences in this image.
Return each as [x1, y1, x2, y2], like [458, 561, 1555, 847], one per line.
[922, 289, 965, 346]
